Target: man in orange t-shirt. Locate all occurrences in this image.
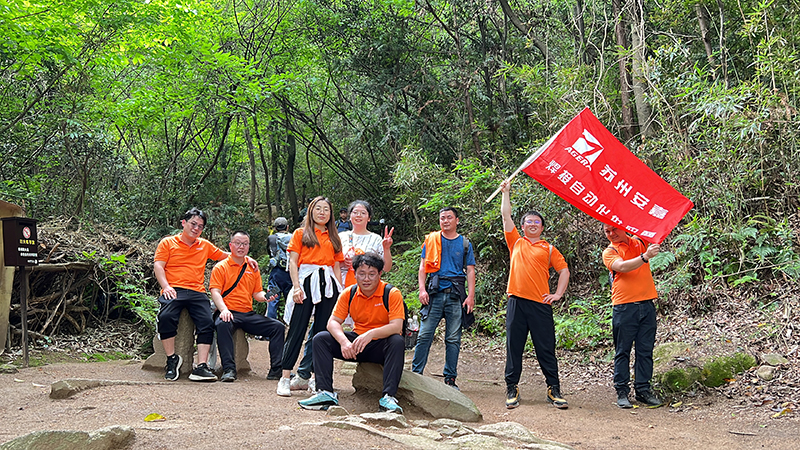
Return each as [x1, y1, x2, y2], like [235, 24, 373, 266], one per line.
[298, 252, 405, 414]
[500, 180, 570, 410]
[210, 231, 285, 383]
[602, 224, 662, 408]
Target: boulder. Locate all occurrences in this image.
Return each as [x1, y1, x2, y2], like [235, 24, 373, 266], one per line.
[0, 425, 134, 450]
[352, 363, 482, 422]
[142, 310, 250, 377]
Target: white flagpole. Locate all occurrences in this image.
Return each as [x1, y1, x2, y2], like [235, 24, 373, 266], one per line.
[485, 120, 570, 203]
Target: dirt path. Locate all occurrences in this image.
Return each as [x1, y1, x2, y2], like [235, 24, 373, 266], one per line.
[1, 338, 797, 449]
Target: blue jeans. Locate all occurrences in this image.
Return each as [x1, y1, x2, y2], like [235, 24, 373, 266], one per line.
[612, 300, 657, 394]
[267, 267, 292, 319]
[412, 291, 462, 379]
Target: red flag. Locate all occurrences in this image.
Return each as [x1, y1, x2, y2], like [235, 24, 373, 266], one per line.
[520, 108, 693, 243]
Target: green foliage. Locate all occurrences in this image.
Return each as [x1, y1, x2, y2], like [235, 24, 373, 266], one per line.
[555, 295, 612, 350]
[657, 367, 703, 393]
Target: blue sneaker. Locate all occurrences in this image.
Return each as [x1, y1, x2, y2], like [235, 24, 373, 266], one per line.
[298, 390, 338, 410]
[378, 394, 403, 414]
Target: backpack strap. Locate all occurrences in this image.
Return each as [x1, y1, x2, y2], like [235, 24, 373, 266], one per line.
[381, 283, 394, 313]
[461, 236, 470, 273]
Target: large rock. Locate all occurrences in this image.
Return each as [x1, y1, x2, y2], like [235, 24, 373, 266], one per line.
[141, 310, 250, 377]
[352, 363, 482, 422]
[0, 425, 134, 450]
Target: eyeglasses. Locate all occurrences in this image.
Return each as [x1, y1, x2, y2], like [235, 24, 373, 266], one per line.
[187, 221, 205, 230]
[351, 210, 368, 217]
[524, 219, 542, 225]
[230, 241, 250, 248]
[355, 271, 380, 280]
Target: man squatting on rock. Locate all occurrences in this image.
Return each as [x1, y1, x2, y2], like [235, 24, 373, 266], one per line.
[298, 252, 405, 413]
[154, 207, 258, 382]
[602, 224, 662, 408]
[209, 231, 285, 383]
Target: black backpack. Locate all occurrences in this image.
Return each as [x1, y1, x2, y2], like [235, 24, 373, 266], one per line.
[348, 283, 409, 336]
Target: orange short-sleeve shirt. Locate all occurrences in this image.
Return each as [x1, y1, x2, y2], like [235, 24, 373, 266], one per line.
[505, 230, 567, 303]
[154, 234, 225, 292]
[332, 281, 404, 335]
[286, 227, 344, 266]
[209, 256, 263, 313]
[602, 237, 657, 305]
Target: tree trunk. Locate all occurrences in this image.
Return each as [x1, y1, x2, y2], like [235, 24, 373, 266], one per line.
[242, 117, 258, 212]
[285, 128, 299, 224]
[695, 4, 716, 70]
[613, 0, 635, 142]
[253, 115, 272, 223]
[575, 0, 588, 64]
[630, 1, 654, 138]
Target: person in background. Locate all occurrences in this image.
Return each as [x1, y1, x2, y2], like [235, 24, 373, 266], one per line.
[277, 197, 343, 397]
[266, 217, 293, 320]
[500, 180, 570, 410]
[602, 223, 662, 408]
[336, 207, 352, 233]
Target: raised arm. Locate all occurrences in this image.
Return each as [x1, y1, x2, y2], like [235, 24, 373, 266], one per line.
[500, 180, 516, 232]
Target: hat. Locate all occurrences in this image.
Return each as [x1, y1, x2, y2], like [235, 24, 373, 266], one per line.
[274, 217, 288, 230]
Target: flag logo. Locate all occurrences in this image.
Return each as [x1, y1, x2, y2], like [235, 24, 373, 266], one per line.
[565, 130, 603, 171]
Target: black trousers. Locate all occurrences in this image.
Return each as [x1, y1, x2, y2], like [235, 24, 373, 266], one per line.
[216, 311, 285, 372]
[313, 331, 404, 397]
[504, 295, 560, 388]
[281, 271, 338, 371]
[157, 288, 214, 344]
[612, 300, 656, 394]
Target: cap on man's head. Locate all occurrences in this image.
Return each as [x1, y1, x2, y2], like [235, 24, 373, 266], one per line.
[274, 217, 288, 230]
[339, 208, 347, 213]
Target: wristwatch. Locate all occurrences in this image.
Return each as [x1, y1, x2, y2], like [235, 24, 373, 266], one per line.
[640, 254, 649, 263]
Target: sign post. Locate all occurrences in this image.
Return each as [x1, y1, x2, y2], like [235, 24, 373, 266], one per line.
[1, 218, 39, 367]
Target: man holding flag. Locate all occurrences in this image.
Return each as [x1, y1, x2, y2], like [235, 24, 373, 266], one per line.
[602, 224, 662, 408]
[500, 180, 570, 410]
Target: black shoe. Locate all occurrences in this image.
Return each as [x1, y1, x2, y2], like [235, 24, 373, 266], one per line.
[635, 390, 662, 407]
[189, 363, 218, 382]
[164, 354, 182, 381]
[506, 384, 520, 409]
[444, 377, 460, 391]
[616, 391, 633, 409]
[220, 368, 237, 382]
[547, 385, 568, 409]
[266, 367, 282, 380]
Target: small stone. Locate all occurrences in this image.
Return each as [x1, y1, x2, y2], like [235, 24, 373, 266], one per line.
[326, 405, 349, 417]
[761, 353, 789, 366]
[757, 365, 777, 381]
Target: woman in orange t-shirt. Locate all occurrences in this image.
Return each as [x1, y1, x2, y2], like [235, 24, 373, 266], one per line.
[276, 196, 344, 397]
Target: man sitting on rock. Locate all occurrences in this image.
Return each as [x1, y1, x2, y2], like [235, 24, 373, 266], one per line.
[298, 252, 405, 413]
[210, 231, 285, 382]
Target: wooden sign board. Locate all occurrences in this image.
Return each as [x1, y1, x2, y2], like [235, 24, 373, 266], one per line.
[1, 217, 39, 267]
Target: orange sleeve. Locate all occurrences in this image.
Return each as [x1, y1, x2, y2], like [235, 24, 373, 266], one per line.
[602, 247, 621, 271]
[154, 237, 171, 263]
[550, 246, 568, 272]
[209, 262, 226, 291]
[505, 229, 520, 253]
[286, 228, 304, 254]
[332, 287, 355, 322]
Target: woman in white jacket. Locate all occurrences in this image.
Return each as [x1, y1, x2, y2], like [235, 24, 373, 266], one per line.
[276, 196, 343, 397]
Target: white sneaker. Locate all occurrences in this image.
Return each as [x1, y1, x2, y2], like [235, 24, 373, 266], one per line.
[277, 377, 291, 397]
[308, 376, 316, 392]
[290, 375, 309, 391]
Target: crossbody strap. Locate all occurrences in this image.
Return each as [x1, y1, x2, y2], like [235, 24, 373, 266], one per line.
[222, 264, 248, 298]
